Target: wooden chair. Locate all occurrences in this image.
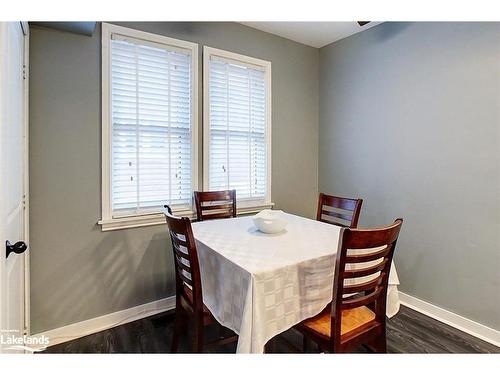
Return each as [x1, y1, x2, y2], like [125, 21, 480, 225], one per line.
[164, 205, 237, 353]
[316, 193, 363, 228]
[193, 190, 237, 221]
[296, 218, 403, 353]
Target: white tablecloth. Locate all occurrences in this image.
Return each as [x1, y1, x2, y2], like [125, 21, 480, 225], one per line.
[191, 213, 400, 353]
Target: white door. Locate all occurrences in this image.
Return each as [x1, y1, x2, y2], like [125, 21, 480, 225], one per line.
[0, 22, 28, 353]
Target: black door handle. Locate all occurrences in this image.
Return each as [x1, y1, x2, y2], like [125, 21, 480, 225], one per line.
[6, 240, 28, 258]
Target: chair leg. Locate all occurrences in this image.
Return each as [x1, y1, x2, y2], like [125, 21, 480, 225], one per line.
[171, 308, 185, 353]
[373, 333, 387, 353]
[192, 318, 204, 353]
[303, 335, 309, 353]
[264, 338, 276, 353]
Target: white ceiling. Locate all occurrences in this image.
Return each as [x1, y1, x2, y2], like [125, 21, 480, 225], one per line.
[239, 22, 382, 48]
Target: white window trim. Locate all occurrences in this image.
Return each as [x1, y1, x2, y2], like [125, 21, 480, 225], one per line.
[203, 46, 273, 211]
[98, 23, 199, 231]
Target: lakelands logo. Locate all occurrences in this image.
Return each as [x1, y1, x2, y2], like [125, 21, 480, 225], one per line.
[1, 329, 49, 353]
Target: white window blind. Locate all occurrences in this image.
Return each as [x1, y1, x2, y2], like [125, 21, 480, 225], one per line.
[207, 53, 270, 202]
[110, 35, 193, 216]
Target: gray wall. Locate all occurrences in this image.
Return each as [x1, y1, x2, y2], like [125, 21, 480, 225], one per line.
[29, 22, 319, 333]
[319, 22, 500, 329]
[30, 20, 499, 335]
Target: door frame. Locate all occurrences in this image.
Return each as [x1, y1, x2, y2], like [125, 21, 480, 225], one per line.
[21, 21, 30, 337]
[0, 21, 30, 349]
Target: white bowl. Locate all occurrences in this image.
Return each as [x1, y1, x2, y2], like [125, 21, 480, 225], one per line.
[252, 209, 288, 234]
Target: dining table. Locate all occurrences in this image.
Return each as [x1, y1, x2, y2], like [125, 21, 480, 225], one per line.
[191, 212, 400, 354]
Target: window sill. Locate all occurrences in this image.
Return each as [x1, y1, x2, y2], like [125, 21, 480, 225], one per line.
[98, 208, 195, 232]
[98, 202, 274, 231]
[235, 201, 275, 216]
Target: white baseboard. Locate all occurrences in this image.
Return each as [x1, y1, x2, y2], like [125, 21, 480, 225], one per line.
[34, 292, 500, 350]
[399, 291, 500, 348]
[35, 296, 176, 348]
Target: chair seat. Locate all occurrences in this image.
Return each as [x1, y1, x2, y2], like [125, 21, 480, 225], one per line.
[301, 306, 377, 339]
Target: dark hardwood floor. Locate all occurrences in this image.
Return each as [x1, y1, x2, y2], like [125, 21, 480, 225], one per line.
[42, 305, 499, 354]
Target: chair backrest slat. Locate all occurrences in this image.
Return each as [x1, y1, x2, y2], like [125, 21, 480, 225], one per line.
[172, 237, 189, 248]
[164, 206, 204, 314]
[345, 245, 391, 263]
[320, 209, 354, 223]
[341, 287, 383, 310]
[316, 193, 363, 228]
[173, 246, 191, 261]
[178, 270, 194, 286]
[200, 211, 235, 221]
[201, 203, 234, 211]
[329, 218, 403, 348]
[174, 255, 192, 273]
[343, 258, 388, 279]
[342, 277, 382, 294]
[194, 190, 237, 221]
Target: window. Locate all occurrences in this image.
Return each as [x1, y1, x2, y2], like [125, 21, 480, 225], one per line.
[203, 47, 272, 210]
[100, 23, 198, 231]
